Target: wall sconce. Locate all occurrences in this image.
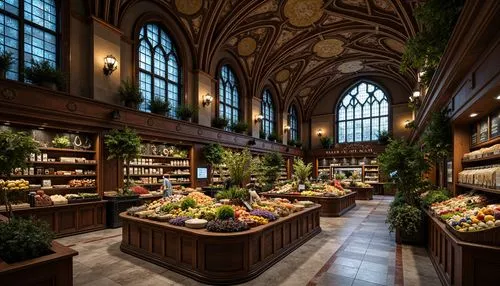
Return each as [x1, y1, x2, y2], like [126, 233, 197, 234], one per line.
[255, 114, 264, 123]
[404, 119, 411, 127]
[316, 128, 323, 137]
[284, 125, 291, 133]
[103, 55, 118, 76]
[202, 93, 213, 107]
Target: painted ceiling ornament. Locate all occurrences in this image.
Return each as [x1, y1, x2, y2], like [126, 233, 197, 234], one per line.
[237, 37, 257, 56]
[275, 69, 291, 82]
[337, 60, 364, 73]
[299, 87, 311, 97]
[284, 0, 324, 27]
[175, 0, 203, 16]
[322, 14, 343, 25]
[384, 38, 405, 53]
[313, 38, 344, 58]
[340, 0, 367, 8]
[372, 0, 395, 12]
[249, 0, 279, 17]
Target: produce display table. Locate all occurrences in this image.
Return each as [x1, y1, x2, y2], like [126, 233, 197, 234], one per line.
[260, 192, 356, 217]
[425, 210, 500, 286]
[120, 205, 321, 285]
[349, 187, 373, 200]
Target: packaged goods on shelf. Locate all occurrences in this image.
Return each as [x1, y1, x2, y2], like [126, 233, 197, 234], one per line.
[463, 144, 500, 160]
[458, 165, 500, 189]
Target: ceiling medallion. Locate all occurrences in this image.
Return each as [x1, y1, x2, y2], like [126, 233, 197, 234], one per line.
[174, 0, 202, 16]
[275, 69, 291, 82]
[337, 60, 364, 73]
[384, 38, 405, 53]
[237, 37, 257, 57]
[284, 0, 324, 27]
[313, 38, 344, 58]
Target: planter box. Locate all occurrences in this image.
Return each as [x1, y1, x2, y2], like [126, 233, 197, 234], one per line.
[261, 192, 356, 217]
[120, 205, 321, 285]
[349, 187, 374, 200]
[0, 241, 78, 285]
[105, 195, 141, 228]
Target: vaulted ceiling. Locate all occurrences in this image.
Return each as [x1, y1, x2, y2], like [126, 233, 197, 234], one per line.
[89, 0, 418, 116]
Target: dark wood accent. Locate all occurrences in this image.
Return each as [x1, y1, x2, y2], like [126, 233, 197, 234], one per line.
[456, 183, 500, 196]
[426, 210, 500, 286]
[0, 241, 78, 286]
[120, 205, 321, 285]
[1, 201, 106, 237]
[261, 192, 356, 217]
[350, 187, 374, 200]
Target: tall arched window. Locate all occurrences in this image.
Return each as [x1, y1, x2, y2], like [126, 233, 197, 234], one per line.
[218, 65, 240, 126]
[289, 105, 299, 141]
[261, 89, 275, 137]
[336, 81, 389, 143]
[1, 0, 58, 80]
[138, 23, 181, 117]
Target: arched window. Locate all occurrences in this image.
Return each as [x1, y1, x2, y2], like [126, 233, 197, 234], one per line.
[289, 105, 299, 141]
[138, 23, 181, 117]
[336, 81, 389, 143]
[218, 65, 240, 126]
[1, 0, 58, 80]
[261, 89, 275, 137]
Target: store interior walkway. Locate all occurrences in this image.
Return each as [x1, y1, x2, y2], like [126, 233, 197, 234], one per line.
[56, 196, 441, 286]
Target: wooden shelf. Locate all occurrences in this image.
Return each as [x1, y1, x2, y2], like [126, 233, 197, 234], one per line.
[136, 154, 189, 159]
[462, 153, 500, 163]
[4, 174, 96, 178]
[39, 147, 95, 154]
[136, 183, 163, 186]
[29, 186, 96, 191]
[126, 164, 171, 168]
[129, 174, 165, 177]
[456, 183, 500, 195]
[172, 182, 191, 185]
[29, 161, 97, 166]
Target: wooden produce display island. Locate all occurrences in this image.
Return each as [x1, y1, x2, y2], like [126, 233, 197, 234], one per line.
[120, 205, 321, 285]
[425, 210, 500, 286]
[349, 187, 373, 200]
[261, 192, 356, 217]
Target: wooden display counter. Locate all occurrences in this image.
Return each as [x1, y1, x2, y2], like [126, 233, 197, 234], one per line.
[349, 187, 373, 200]
[1, 201, 106, 237]
[261, 192, 356, 217]
[120, 205, 321, 285]
[425, 210, 500, 286]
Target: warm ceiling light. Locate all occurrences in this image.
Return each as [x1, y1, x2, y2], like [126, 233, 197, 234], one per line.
[103, 55, 118, 76]
[202, 93, 213, 107]
[496, 94, 500, 100]
[470, 113, 478, 118]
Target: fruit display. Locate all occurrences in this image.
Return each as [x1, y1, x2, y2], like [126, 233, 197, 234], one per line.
[249, 209, 277, 221]
[0, 179, 30, 191]
[430, 193, 488, 218]
[269, 181, 351, 197]
[206, 218, 250, 232]
[187, 191, 213, 205]
[69, 179, 96, 188]
[50, 194, 68, 205]
[33, 190, 52, 207]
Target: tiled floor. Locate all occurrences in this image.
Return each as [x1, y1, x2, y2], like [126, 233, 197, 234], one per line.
[56, 196, 442, 285]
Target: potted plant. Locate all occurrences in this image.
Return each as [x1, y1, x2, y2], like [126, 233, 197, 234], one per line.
[320, 136, 333, 149]
[287, 139, 296, 146]
[212, 117, 229, 129]
[377, 130, 391, 145]
[267, 132, 277, 142]
[295, 141, 303, 148]
[24, 60, 64, 90]
[51, 135, 71, 149]
[230, 121, 248, 134]
[260, 152, 284, 187]
[118, 79, 143, 109]
[378, 139, 429, 244]
[222, 148, 257, 187]
[215, 186, 249, 204]
[176, 104, 197, 122]
[149, 97, 170, 116]
[293, 158, 312, 187]
[104, 128, 142, 227]
[0, 51, 14, 79]
[203, 143, 224, 185]
[259, 130, 266, 139]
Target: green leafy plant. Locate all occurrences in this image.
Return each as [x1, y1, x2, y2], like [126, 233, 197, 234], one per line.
[180, 197, 197, 210]
[334, 173, 346, 180]
[421, 188, 450, 208]
[212, 117, 229, 129]
[215, 187, 249, 201]
[51, 135, 71, 148]
[257, 152, 284, 187]
[293, 158, 312, 184]
[319, 136, 333, 149]
[386, 204, 422, 236]
[118, 79, 143, 109]
[259, 130, 266, 139]
[176, 104, 197, 121]
[216, 205, 235, 220]
[203, 143, 224, 184]
[0, 130, 39, 217]
[0, 51, 14, 78]
[377, 130, 391, 145]
[149, 97, 170, 115]
[267, 132, 277, 141]
[223, 148, 257, 187]
[104, 128, 141, 192]
[287, 139, 296, 146]
[0, 217, 54, 263]
[294, 141, 303, 148]
[230, 121, 249, 134]
[24, 60, 64, 90]
[400, 0, 465, 86]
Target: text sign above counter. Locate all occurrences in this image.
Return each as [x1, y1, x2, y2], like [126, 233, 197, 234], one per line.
[312, 144, 385, 157]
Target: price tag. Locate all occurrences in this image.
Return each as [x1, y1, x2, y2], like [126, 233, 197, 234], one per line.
[298, 184, 305, 191]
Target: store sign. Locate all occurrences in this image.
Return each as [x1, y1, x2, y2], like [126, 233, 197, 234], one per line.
[324, 144, 376, 155]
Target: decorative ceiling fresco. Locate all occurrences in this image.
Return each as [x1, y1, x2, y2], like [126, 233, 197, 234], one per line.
[89, 0, 418, 118]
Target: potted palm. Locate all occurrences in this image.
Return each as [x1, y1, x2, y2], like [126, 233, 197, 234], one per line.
[0, 130, 77, 285]
[104, 128, 142, 227]
[149, 97, 170, 116]
[0, 51, 14, 79]
[118, 79, 143, 109]
[293, 158, 312, 190]
[24, 60, 64, 90]
[320, 136, 333, 149]
[176, 104, 197, 122]
[223, 148, 257, 187]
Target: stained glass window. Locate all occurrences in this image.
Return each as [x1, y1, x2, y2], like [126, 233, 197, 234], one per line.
[0, 0, 58, 80]
[289, 105, 299, 141]
[218, 65, 240, 127]
[336, 81, 389, 143]
[138, 23, 181, 117]
[261, 89, 275, 138]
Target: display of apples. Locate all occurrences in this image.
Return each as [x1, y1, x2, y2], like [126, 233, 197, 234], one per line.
[0, 179, 30, 191]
